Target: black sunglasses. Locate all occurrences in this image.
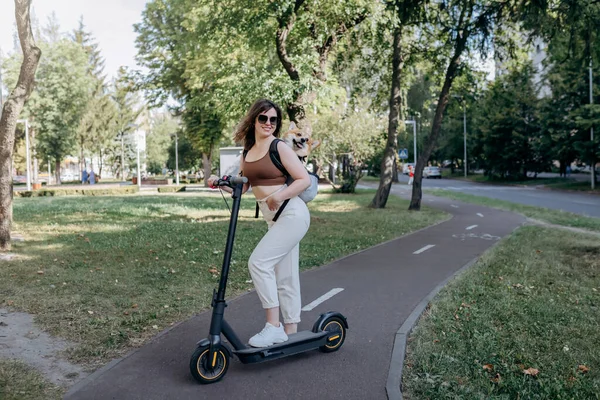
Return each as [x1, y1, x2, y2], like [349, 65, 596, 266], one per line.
[257, 115, 278, 125]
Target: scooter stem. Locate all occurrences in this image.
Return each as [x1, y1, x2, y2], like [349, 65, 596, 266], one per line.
[215, 182, 244, 302]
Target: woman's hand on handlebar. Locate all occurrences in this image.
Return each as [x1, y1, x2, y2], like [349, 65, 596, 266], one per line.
[207, 175, 219, 188]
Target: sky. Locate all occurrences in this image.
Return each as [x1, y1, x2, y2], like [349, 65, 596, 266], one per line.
[0, 0, 149, 81]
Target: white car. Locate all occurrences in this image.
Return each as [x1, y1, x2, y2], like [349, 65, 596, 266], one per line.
[424, 166, 442, 179]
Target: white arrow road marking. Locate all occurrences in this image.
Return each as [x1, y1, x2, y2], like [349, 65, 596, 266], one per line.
[302, 288, 344, 312]
[466, 225, 478, 230]
[451, 205, 459, 208]
[413, 244, 436, 254]
[477, 213, 484, 217]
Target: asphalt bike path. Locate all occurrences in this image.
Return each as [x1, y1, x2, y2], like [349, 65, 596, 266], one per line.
[65, 187, 525, 399]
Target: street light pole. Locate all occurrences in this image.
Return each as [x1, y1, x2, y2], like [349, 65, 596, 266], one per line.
[463, 102, 467, 177]
[136, 133, 141, 190]
[412, 119, 417, 166]
[452, 95, 468, 176]
[403, 120, 417, 165]
[175, 132, 179, 185]
[590, 56, 596, 190]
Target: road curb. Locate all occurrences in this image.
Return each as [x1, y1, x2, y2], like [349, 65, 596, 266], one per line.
[385, 217, 526, 400]
[385, 236, 513, 400]
[385, 257, 477, 400]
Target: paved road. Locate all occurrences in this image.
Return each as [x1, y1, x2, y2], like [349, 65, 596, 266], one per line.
[391, 175, 600, 218]
[65, 194, 524, 400]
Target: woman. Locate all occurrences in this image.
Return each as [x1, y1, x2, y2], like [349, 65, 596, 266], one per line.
[208, 99, 311, 348]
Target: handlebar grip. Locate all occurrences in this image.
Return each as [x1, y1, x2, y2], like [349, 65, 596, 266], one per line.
[229, 176, 248, 185]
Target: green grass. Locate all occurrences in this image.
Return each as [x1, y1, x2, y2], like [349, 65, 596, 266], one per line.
[1, 190, 446, 369]
[543, 180, 600, 193]
[360, 175, 381, 182]
[0, 359, 62, 400]
[403, 226, 600, 399]
[427, 189, 600, 233]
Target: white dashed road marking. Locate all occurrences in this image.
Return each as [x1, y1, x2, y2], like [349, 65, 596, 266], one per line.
[477, 213, 484, 217]
[413, 245, 436, 255]
[302, 288, 345, 312]
[466, 225, 478, 230]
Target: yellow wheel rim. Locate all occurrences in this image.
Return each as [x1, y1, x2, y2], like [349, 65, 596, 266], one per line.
[323, 320, 344, 349]
[196, 349, 227, 380]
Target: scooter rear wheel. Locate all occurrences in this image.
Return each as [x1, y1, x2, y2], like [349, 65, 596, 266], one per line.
[319, 316, 346, 353]
[190, 345, 230, 384]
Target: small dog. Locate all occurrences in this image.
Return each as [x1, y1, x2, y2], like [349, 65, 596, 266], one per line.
[281, 122, 320, 164]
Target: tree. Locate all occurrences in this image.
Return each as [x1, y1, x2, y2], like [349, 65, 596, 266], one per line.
[112, 67, 142, 180]
[72, 18, 112, 178]
[408, 0, 516, 210]
[182, 98, 224, 185]
[0, 0, 41, 250]
[475, 63, 547, 179]
[34, 38, 92, 183]
[312, 98, 385, 192]
[522, 0, 600, 185]
[146, 112, 177, 175]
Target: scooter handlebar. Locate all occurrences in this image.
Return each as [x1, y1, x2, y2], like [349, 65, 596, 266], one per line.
[229, 176, 248, 185]
[214, 175, 247, 188]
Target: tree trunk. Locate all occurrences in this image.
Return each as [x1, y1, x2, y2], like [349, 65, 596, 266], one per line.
[54, 160, 61, 185]
[98, 148, 104, 177]
[0, 0, 41, 251]
[202, 152, 211, 186]
[79, 144, 85, 181]
[371, 26, 405, 208]
[409, 31, 468, 210]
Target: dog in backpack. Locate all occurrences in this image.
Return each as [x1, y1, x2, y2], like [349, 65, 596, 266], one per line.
[281, 122, 320, 165]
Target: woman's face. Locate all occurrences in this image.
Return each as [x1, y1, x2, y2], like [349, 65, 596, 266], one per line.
[254, 107, 278, 139]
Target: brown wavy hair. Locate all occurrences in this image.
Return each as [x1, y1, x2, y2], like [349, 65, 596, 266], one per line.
[234, 99, 283, 151]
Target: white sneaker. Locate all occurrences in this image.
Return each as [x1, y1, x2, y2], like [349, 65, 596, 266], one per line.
[248, 322, 288, 348]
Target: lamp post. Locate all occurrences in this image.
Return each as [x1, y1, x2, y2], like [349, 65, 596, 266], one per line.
[452, 95, 468, 177]
[590, 56, 596, 190]
[404, 119, 417, 165]
[136, 133, 141, 190]
[171, 132, 179, 185]
[17, 119, 31, 191]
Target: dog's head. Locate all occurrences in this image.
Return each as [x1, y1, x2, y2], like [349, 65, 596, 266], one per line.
[281, 122, 320, 159]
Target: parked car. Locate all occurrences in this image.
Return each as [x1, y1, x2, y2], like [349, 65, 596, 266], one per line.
[402, 163, 415, 175]
[424, 166, 442, 179]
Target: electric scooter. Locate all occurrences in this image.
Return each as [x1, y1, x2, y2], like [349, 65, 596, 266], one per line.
[190, 175, 348, 384]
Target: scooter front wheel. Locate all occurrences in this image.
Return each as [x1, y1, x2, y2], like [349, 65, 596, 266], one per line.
[190, 345, 230, 384]
[319, 316, 346, 353]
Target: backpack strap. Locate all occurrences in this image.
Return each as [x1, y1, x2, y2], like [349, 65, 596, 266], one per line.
[269, 139, 292, 222]
[269, 139, 290, 177]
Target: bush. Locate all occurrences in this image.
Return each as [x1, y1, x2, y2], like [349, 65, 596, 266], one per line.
[15, 187, 139, 197]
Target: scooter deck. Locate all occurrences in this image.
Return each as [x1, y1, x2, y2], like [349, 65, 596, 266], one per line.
[233, 330, 329, 364]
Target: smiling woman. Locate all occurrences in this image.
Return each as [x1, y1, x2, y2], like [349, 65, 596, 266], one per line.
[208, 98, 312, 346]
